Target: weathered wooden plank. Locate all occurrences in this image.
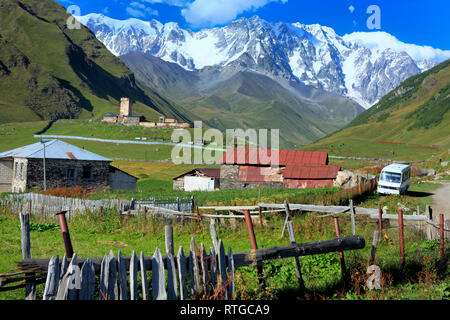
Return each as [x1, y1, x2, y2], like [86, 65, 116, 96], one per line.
[79, 258, 95, 300]
[210, 219, 219, 251]
[280, 200, 291, 239]
[189, 237, 201, 296]
[350, 200, 356, 235]
[165, 225, 178, 300]
[287, 221, 305, 293]
[117, 250, 128, 300]
[152, 247, 167, 300]
[140, 251, 149, 300]
[217, 240, 228, 299]
[199, 206, 259, 211]
[259, 203, 378, 215]
[177, 246, 187, 300]
[200, 243, 209, 296]
[66, 254, 80, 300]
[43, 255, 60, 300]
[99, 254, 108, 300]
[209, 246, 217, 291]
[20, 212, 35, 300]
[129, 250, 138, 300]
[369, 231, 380, 265]
[108, 250, 118, 300]
[227, 247, 235, 300]
[232, 235, 366, 268]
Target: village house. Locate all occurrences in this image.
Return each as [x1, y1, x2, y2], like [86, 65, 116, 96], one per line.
[219, 148, 341, 189]
[103, 98, 191, 129]
[173, 168, 220, 191]
[0, 140, 137, 193]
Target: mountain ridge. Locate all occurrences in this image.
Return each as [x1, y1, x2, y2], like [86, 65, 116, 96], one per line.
[77, 13, 450, 109]
[0, 0, 192, 124]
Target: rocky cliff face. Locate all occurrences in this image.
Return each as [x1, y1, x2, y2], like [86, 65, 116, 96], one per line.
[77, 14, 448, 109]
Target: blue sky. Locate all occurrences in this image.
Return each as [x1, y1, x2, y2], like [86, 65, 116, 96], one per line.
[56, 0, 450, 50]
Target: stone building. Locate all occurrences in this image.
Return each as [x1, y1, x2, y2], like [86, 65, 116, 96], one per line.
[103, 97, 191, 128]
[0, 140, 137, 193]
[219, 148, 340, 190]
[173, 168, 220, 191]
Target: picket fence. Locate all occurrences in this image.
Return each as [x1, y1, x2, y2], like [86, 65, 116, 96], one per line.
[0, 193, 193, 219]
[42, 227, 234, 300]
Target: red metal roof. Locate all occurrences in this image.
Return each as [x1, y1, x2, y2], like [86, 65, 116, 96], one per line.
[283, 165, 341, 180]
[221, 148, 328, 166]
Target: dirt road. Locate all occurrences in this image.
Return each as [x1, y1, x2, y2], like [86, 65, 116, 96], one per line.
[431, 182, 450, 220]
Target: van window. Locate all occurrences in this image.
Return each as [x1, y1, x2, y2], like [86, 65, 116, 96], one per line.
[380, 171, 401, 183]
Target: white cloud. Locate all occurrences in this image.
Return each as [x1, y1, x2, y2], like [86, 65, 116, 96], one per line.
[126, 1, 159, 18]
[181, 0, 288, 27]
[343, 31, 450, 62]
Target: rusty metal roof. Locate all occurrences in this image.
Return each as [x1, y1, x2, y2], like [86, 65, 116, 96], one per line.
[221, 148, 328, 166]
[283, 165, 341, 180]
[173, 168, 220, 180]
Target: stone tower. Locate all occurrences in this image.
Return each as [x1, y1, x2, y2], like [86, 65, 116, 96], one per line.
[119, 98, 132, 117]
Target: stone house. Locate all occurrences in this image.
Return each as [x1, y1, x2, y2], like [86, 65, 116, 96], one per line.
[0, 140, 137, 193]
[220, 148, 340, 189]
[103, 97, 191, 128]
[173, 168, 220, 191]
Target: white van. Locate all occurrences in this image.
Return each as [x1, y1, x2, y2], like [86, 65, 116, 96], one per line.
[377, 163, 411, 195]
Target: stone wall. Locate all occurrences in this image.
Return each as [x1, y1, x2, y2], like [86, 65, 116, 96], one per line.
[173, 178, 184, 190]
[0, 159, 13, 193]
[25, 159, 110, 191]
[11, 158, 28, 192]
[219, 164, 283, 190]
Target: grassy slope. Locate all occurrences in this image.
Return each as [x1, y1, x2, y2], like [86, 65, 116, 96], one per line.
[302, 59, 450, 161]
[0, 0, 192, 124]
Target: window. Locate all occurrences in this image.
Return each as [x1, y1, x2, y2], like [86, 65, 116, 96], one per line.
[380, 172, 401, 183]
[67, 168, 76, 179]
[20, 163, 24, 180]
[82, 165, 93, 179]
[14, 162, 18, 178]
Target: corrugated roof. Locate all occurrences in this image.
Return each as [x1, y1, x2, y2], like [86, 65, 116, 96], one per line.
[283, 165, 341, 179]
[173, 168, 220, 180]
[0, 140, 111, 162]
[221, 148, 328, 166]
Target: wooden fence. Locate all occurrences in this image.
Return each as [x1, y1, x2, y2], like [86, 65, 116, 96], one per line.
[0, 193, 193, 221]
[42, 235, 235, 300]
[2, 210, 366, 300]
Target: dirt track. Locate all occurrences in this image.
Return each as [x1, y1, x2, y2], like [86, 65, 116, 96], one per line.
[432, 182, 450, 220]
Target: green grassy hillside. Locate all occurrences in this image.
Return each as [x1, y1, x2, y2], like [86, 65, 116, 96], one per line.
[303, 59, 450, 161]
[0, 0, 192, 124]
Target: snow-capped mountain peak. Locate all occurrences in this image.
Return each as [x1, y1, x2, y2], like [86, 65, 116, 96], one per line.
[76, 14, 450, 108]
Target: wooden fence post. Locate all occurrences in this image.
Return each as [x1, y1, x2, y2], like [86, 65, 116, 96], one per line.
[287, 221, 305, 294]
[129, 251, 138, 300]
[281, 200, 291, 238]
[350, 199, 356, 235]
[165, 225, 178, 300]
[398, 210, 405, 268]
[426, 205, 433, 240]
[20, 212, 36, 300]
[333, 217, 348, 285]
[177, 246, 188, 300]
[369, 231, 380, 265]
[244, 209, 264, 286]
[378, 203, 383, 235]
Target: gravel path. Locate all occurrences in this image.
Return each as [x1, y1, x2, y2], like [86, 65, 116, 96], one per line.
[431, 182, 450, 220]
